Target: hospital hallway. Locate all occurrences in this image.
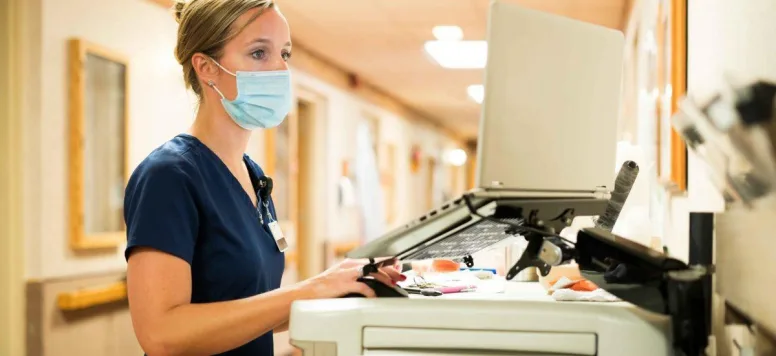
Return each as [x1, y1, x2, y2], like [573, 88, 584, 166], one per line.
[1, 0, 775, 355]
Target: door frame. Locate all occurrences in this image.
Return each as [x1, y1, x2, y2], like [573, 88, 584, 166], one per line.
[265, 84, 328, 280]
[294, 85, 328, 279]
[425, 157, 437, 210]
[0, 0, 27, 354]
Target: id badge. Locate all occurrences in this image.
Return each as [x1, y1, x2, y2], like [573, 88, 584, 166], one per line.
[268, 221, 288, 252]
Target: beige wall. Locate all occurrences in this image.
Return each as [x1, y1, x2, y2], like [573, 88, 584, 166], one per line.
[687, 0, 776, 102]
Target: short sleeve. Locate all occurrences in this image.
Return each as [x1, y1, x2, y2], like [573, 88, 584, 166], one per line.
[124, 159, 199, 264]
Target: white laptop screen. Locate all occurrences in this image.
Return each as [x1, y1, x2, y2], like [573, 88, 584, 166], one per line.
[476, 1, 625, 192]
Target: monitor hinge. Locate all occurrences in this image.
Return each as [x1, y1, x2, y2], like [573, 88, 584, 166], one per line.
[593, 185, 611, 200]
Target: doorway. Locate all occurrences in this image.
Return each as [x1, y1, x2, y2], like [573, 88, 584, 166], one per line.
[265, 88, 327, 283]
[425, 157, 437, 211]
[295, 99, 315, 280]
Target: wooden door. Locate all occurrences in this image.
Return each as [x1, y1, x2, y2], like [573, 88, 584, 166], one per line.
[265, 88, 328, 282]
[265, 104, 299, 278]
[425, 157, 437, 211]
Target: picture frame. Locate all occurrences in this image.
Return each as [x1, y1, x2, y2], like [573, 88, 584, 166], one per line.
[68, 39, 129, 250]
[653, 0, 689, 192]
[667, 0, 688, 191]
[621, 0, 687, 192]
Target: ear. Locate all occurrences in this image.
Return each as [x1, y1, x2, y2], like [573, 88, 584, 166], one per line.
[191, 53, 220, 88]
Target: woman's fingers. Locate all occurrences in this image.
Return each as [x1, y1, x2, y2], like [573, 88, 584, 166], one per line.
[332, 269, 375, 298]
[393, 261, 403, 271]
[324, 260, 406, 298]
[379, 266, 405, 282]
[378, 257, 398, 267]
[337, 258, 405, 291]
[368, 270, 395, 287]
[353, 282, 377, 298]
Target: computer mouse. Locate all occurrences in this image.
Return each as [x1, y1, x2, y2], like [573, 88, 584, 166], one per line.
[342, 277, 409, 298]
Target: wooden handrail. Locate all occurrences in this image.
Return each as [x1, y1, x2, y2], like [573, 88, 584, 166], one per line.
[57, 281, 127, 311]
[332, 241, 360, 256]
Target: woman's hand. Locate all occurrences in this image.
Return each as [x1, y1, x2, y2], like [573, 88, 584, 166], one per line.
[301, 258, 405, 299]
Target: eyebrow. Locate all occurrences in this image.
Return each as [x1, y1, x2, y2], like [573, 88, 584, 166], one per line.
[248, 38, 293, 47]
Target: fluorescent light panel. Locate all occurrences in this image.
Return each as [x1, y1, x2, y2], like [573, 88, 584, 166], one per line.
[467, 84, 484, 104]
[423, 40, 487, 69]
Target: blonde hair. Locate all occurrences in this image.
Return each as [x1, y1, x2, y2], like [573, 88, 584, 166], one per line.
[173, 0, 275, 98]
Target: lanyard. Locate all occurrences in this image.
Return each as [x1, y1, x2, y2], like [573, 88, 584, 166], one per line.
[256, 176, 274, 225]
[255, 175, 287, 252]
[257, 199, 265, 225]
[261, 200, 274, 224]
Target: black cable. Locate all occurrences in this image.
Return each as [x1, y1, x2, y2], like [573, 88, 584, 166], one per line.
[462, 194, 576, 246]
[548, 208, 574, 222]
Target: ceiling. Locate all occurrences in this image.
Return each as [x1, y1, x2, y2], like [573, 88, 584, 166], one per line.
[278, 0, 629, 140]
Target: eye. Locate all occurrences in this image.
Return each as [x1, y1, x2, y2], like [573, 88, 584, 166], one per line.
[282, 50, 292, 62]
[251, 49, 266, 60]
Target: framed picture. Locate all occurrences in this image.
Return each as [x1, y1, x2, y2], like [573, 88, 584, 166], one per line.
[621, 0, 687, 192]
[68, 39, 129, 250]
[652, 0, 688, 192]
[667, 0, 688, 191]
[654, 0, 688, 192]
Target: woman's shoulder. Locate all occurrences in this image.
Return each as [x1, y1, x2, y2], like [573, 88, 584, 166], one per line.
[130, 135, 200, 186]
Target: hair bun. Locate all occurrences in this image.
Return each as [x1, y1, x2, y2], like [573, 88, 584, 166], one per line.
[173, 0, 188, 23]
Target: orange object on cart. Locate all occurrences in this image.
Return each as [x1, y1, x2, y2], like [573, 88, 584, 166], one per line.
[430, 259, 460, 272]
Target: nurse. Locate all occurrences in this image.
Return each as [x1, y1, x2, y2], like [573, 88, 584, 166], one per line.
[123, 1, 404, 355]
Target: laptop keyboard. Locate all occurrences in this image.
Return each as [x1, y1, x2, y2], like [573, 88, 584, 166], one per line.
[403, 217, 524, 260]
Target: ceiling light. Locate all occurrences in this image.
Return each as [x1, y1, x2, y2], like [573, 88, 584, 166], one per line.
[445, 149, 468, 167]
[423, 40, 487, 69]
[467, 84, 484, 104]
[432, 25, 464, 41]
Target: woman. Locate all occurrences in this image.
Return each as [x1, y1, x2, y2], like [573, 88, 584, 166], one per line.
[124, 1, 404, 355]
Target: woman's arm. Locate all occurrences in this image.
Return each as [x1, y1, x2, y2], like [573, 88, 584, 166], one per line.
[273, 321, 289, 333]
[127, 248, 396, 356]
[128, 248, 308, 356]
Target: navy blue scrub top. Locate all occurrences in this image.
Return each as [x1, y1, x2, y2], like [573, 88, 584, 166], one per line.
[124, 134, 285, 356]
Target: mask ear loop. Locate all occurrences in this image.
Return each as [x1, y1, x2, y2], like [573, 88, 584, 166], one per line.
[209, 57, 237, 76]
[207, 80, 226, 100]
[206, 57, 237, 100]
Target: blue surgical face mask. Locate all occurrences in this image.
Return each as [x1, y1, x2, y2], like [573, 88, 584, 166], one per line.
[207, 60, 292, 130]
